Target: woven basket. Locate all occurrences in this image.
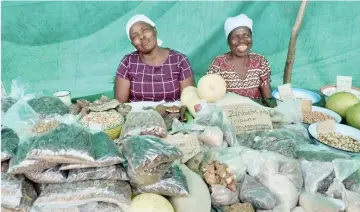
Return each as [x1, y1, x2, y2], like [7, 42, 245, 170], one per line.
[104, 124, 123, 140]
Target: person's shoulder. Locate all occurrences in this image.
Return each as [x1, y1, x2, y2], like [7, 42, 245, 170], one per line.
[210, 53, 228, 65]
[169, 49, 188, 60]
[122, 51, 139, 60]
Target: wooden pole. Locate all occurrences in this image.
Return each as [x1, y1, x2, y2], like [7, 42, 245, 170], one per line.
[283, 0, 308, 84]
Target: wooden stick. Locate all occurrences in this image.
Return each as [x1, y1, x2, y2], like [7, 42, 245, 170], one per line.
[283, 0, 309, 84]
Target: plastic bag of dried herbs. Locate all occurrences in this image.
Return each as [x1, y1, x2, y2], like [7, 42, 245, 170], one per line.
[31, 180, 131, 212]
[25, 165, 68, 184]
[59, 131, 125, 170]
[1, 173, 37, 210]
[120, 109, 167, 139]
[8, 140, 57, 175]
[1, 128, 20, 162]
[27, 96, 69, 116]
[132, 165, 189, 196]
[296, 144, 351, 162]
[67, 165, 128, 182]
[300, 160, 335, 194]
[122, 135, 183, 186]
[26, 123, 95, 164]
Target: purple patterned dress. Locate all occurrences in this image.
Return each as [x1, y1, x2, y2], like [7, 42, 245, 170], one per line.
[116, 49, 193, 102]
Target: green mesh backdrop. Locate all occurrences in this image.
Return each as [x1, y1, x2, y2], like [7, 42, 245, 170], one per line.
[2, 1, 360, 98]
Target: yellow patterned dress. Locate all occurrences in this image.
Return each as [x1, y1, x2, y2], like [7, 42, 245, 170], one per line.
[207, 52, 271, 99]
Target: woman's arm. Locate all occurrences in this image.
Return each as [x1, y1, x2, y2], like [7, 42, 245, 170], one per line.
[259, 57, 272, 99]
[114, 56, 131, 103]
[178, 56, 195, 93]
[114, 76, 130, 103]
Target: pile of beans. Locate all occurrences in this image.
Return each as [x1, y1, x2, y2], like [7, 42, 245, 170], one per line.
[302, 111, 334, 124]
[318, 132, 360, 152]
[31, 120, 59, 134]
[81, 110, 125, 129]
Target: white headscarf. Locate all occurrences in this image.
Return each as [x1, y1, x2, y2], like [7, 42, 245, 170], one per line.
[224, 14, 253, 39]
[126, 14, 163, 46]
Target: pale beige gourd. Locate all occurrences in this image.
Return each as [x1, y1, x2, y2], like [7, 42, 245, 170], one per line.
[181, 86, 201, 117]
[197, 74, 227, 102]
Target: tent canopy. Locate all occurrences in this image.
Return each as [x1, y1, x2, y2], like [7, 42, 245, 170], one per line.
[2, 1, 360, 98]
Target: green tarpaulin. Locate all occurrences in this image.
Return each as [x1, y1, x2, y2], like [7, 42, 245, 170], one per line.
[2, 1, 360, 98]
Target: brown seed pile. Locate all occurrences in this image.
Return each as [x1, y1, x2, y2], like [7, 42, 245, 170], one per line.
[31, 120, 60, 134]
[318, 132, 360, 152]
[302, 111, 334, 124]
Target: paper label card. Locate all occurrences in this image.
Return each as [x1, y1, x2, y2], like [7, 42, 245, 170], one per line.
[301, 99, 312, 112]
[278, 83, 295, 100]
[316, 120, 335, 134]
[336, 76, 352, 92]
[164, 133, 201, 163]
[223, 105, 273, 134]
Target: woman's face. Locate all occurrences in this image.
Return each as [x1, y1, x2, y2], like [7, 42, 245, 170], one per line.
[228, 26, 252, 57]
[129, 22, 157, 53]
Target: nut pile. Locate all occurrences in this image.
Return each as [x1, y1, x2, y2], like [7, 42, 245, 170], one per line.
[31, 120, 60, 134]
[202, 161, 237, 191]
[318, 132, 360, 152]
[225, 203, 254, 212]
[302, 111, 335, 124]
[81, 110, 125, 129]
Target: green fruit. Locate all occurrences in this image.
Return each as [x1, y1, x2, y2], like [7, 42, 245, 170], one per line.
[346, 103, 360, 129]
[325, 92, 359, 118]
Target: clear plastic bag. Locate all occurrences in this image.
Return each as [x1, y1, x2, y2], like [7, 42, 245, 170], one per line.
[26, 123, 95, 164]
[27, 96, 69, 116]
[210, 184, 239, 207]
[1, 173, 37, 210]
[60, 132, 125, 170]
[132, 165, 189, 197]
[296, 144, 351, 162]
[236, 128, 311, 158]
[31, 180, 131, 211]
[8, 140, 57, 174]
[239, 174, 276, 210]
[1, 77, 30, 113]
[300, 160, 334, 194]
[1, 128, 20, 162]
[120, 109, 167, 139]
[25, 165, 68, 184]
[67, 165, 128, 182]
[122, 135, 182, 186]
[194, 102, 237, 146]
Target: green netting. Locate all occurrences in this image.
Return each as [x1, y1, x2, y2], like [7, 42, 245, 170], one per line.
[2, 1, 360, 98]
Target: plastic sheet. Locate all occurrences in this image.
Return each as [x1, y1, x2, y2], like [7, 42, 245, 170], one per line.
[300, 160, 334, 194]
[132, 165, 189, 197]
[1, 77, 29, 113]
[122, 135, 182, 186]
[120, 109, 167, 139]
[67, 165, 128, 182]
[26, 123, 95, 164]
[1, 128, 19, 162]
[32, 180, 131, 211]
[296, 144, 351, 162]
[1, 173, 37, 210]
[25, 166, 68, 184]
[60, 132, 125, 170]
[239, 174, 276, 210]
[210, 184, 239, 207]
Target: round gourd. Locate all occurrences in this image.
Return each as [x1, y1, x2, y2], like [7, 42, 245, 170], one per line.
[325, 92, 359, 118]
[346, 103, 360, 129]
[130, 193, 175, 212]
[197, 74, 227, 102]
[181, 86, 198, 104]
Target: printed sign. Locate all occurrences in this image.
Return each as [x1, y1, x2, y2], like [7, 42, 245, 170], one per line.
[336, 76, 352, 92]
[301, 99, 312, 112]
[278, 83, 295, 100]
[164, 133, 201, 163]
[222, 105, 273, 134]
[316, 120, 335, 134]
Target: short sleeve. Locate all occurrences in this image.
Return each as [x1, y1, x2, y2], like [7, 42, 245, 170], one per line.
[207, 57, 221, 75]
[116, 55, 130, 80]
[178, 56, 194, 81]
[259, 56, 271, 87]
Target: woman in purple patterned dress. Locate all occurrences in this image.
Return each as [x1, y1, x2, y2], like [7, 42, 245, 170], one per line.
[115, 14, 195, 103]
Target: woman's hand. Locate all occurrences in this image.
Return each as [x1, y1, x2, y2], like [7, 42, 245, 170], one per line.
[114, 76, 130, 103]
[180, 76, 195, 93]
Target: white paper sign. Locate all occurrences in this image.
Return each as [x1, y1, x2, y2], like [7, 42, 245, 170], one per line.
[336, 76, 352, 92]
[164, 133, 201, 163]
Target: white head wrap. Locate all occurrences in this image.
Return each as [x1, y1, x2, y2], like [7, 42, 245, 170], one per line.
[224, 14, 253, 39]
[126, 14, 163, 46]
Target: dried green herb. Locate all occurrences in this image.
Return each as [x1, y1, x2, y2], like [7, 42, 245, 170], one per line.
[1, 128, 19, 162]
[27, 96, 69, 116]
